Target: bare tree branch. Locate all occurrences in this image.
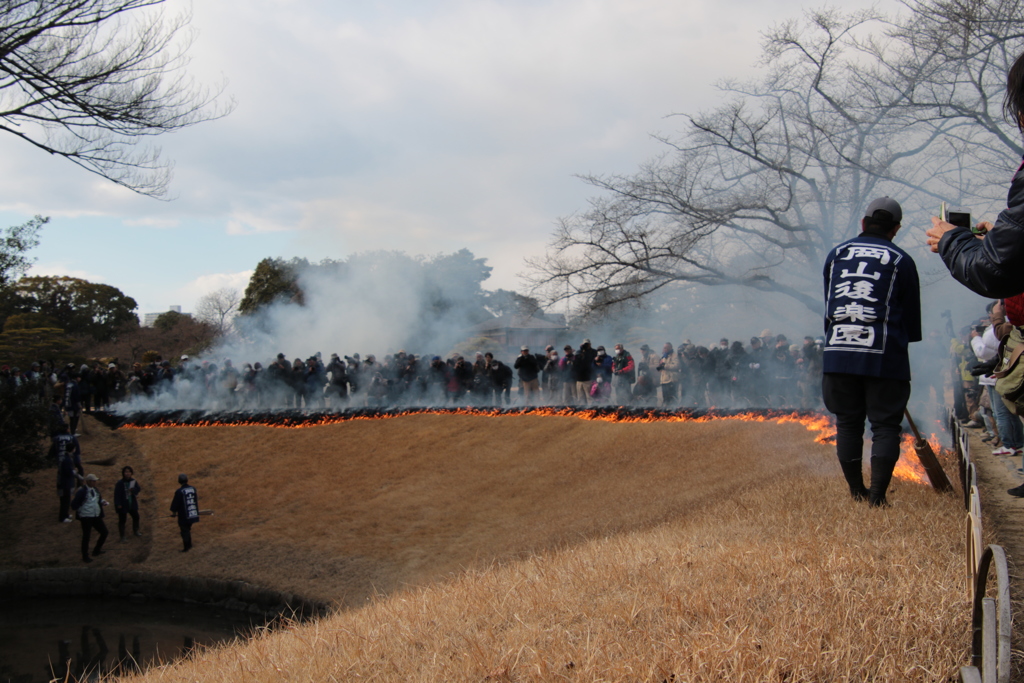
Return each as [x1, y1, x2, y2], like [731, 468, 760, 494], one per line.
[0, 0, 234, 197]
[195, 287, 241, 340]
[528, 0, 1023, 318]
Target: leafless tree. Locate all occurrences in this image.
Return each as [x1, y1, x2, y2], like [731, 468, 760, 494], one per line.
[527, 2, 1023, 317]
[893, 0, 1024, 166]
[195, 287, 241, 339]
[0, 0, 233, 197]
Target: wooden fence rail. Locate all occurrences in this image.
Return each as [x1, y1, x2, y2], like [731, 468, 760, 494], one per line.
[953, 412, 1012, 683]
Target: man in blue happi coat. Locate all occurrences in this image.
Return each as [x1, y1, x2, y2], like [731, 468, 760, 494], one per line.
[822, 197, 922, 506]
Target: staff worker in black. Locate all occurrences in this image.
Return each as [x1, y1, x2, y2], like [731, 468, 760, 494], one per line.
[114, 466, 142, 542]
[169, 473, 200, 552]
[822, 197, 921, 506]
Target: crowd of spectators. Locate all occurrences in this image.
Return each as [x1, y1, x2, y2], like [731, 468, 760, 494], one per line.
[955, 295, 1024, 460]
[1, 329, 828, 412]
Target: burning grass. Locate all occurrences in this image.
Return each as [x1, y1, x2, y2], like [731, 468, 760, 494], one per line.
[86, 413, 967, 682]
[108, 406, 835, 431]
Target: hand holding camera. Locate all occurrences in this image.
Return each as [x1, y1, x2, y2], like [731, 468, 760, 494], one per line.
[928, 203, 981, 252]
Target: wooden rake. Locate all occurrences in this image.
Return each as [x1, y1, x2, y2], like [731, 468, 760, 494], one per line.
[904, 410, 953, 492]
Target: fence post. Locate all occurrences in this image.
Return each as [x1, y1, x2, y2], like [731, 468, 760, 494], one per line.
[970, 546, 1012, 683]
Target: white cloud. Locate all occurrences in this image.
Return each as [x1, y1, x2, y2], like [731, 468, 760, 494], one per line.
[175, 271, 253, 311]
[225, 206, 304, 235]
[2, 0, 901, 331]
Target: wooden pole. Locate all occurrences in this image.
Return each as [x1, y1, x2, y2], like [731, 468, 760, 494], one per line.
[904, 410, 954, 492]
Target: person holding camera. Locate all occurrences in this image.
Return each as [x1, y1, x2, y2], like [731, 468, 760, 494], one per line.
[611, 344, 635, 405]
[823, 197, 922, 507]
[572, 341, 597, 405]
[927, 53, 1024, 297]
[514, 346, 541, 405]
[656, 343, 681, 406]
[485, 353, 513, 405]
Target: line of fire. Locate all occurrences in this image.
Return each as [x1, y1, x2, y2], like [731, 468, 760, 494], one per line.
[93, 407, 948, 489]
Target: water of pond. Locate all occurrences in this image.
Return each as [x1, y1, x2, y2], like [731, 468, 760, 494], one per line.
[0, 596, 264, 683]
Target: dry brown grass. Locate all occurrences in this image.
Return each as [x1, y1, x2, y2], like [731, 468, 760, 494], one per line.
[47, 415, 837, 604]
[1, 414, 968, 681]
[133, 477, 965, 682]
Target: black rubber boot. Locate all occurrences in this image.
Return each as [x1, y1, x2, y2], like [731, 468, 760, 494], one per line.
[868, 456, 899, 507]
[838, 459, 869, 501]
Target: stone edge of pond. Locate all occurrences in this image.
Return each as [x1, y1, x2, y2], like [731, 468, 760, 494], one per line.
[0, 568, 330, 621]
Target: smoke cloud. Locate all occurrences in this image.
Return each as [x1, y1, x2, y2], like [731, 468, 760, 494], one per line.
[106, 243, 987, 422]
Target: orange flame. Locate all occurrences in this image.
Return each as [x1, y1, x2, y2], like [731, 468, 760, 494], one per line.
[893, 433, 930, 485]
[118, 407, 838, 442]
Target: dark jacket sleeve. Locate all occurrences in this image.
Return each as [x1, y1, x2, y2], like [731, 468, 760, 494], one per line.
[937, 161, 1024, 298]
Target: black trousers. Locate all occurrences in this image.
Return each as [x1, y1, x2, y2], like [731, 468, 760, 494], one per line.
[179, 521, 193, 550]
[822, 373, 910, 463]
[661, 382, 677, 405]
[80, 517, 108, 559]
[118, 510, 140, 537]
[59, 491, 70, 522]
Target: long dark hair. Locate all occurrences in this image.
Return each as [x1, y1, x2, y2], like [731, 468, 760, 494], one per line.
[1004, 51, 1024, 131]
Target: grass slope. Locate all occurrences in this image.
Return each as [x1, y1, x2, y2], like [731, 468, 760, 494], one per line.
[1, 415, 967, 681]
[131, 415, 836, 603]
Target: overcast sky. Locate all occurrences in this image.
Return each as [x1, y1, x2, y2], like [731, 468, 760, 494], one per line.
[0, 0, 891, 318]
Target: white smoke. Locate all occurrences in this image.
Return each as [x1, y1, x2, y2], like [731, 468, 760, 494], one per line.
[107, 242, 987, 416]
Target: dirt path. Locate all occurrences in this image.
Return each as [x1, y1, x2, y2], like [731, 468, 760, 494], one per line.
[0, 414, 158, 566]
[962, 425, 1024, 681]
